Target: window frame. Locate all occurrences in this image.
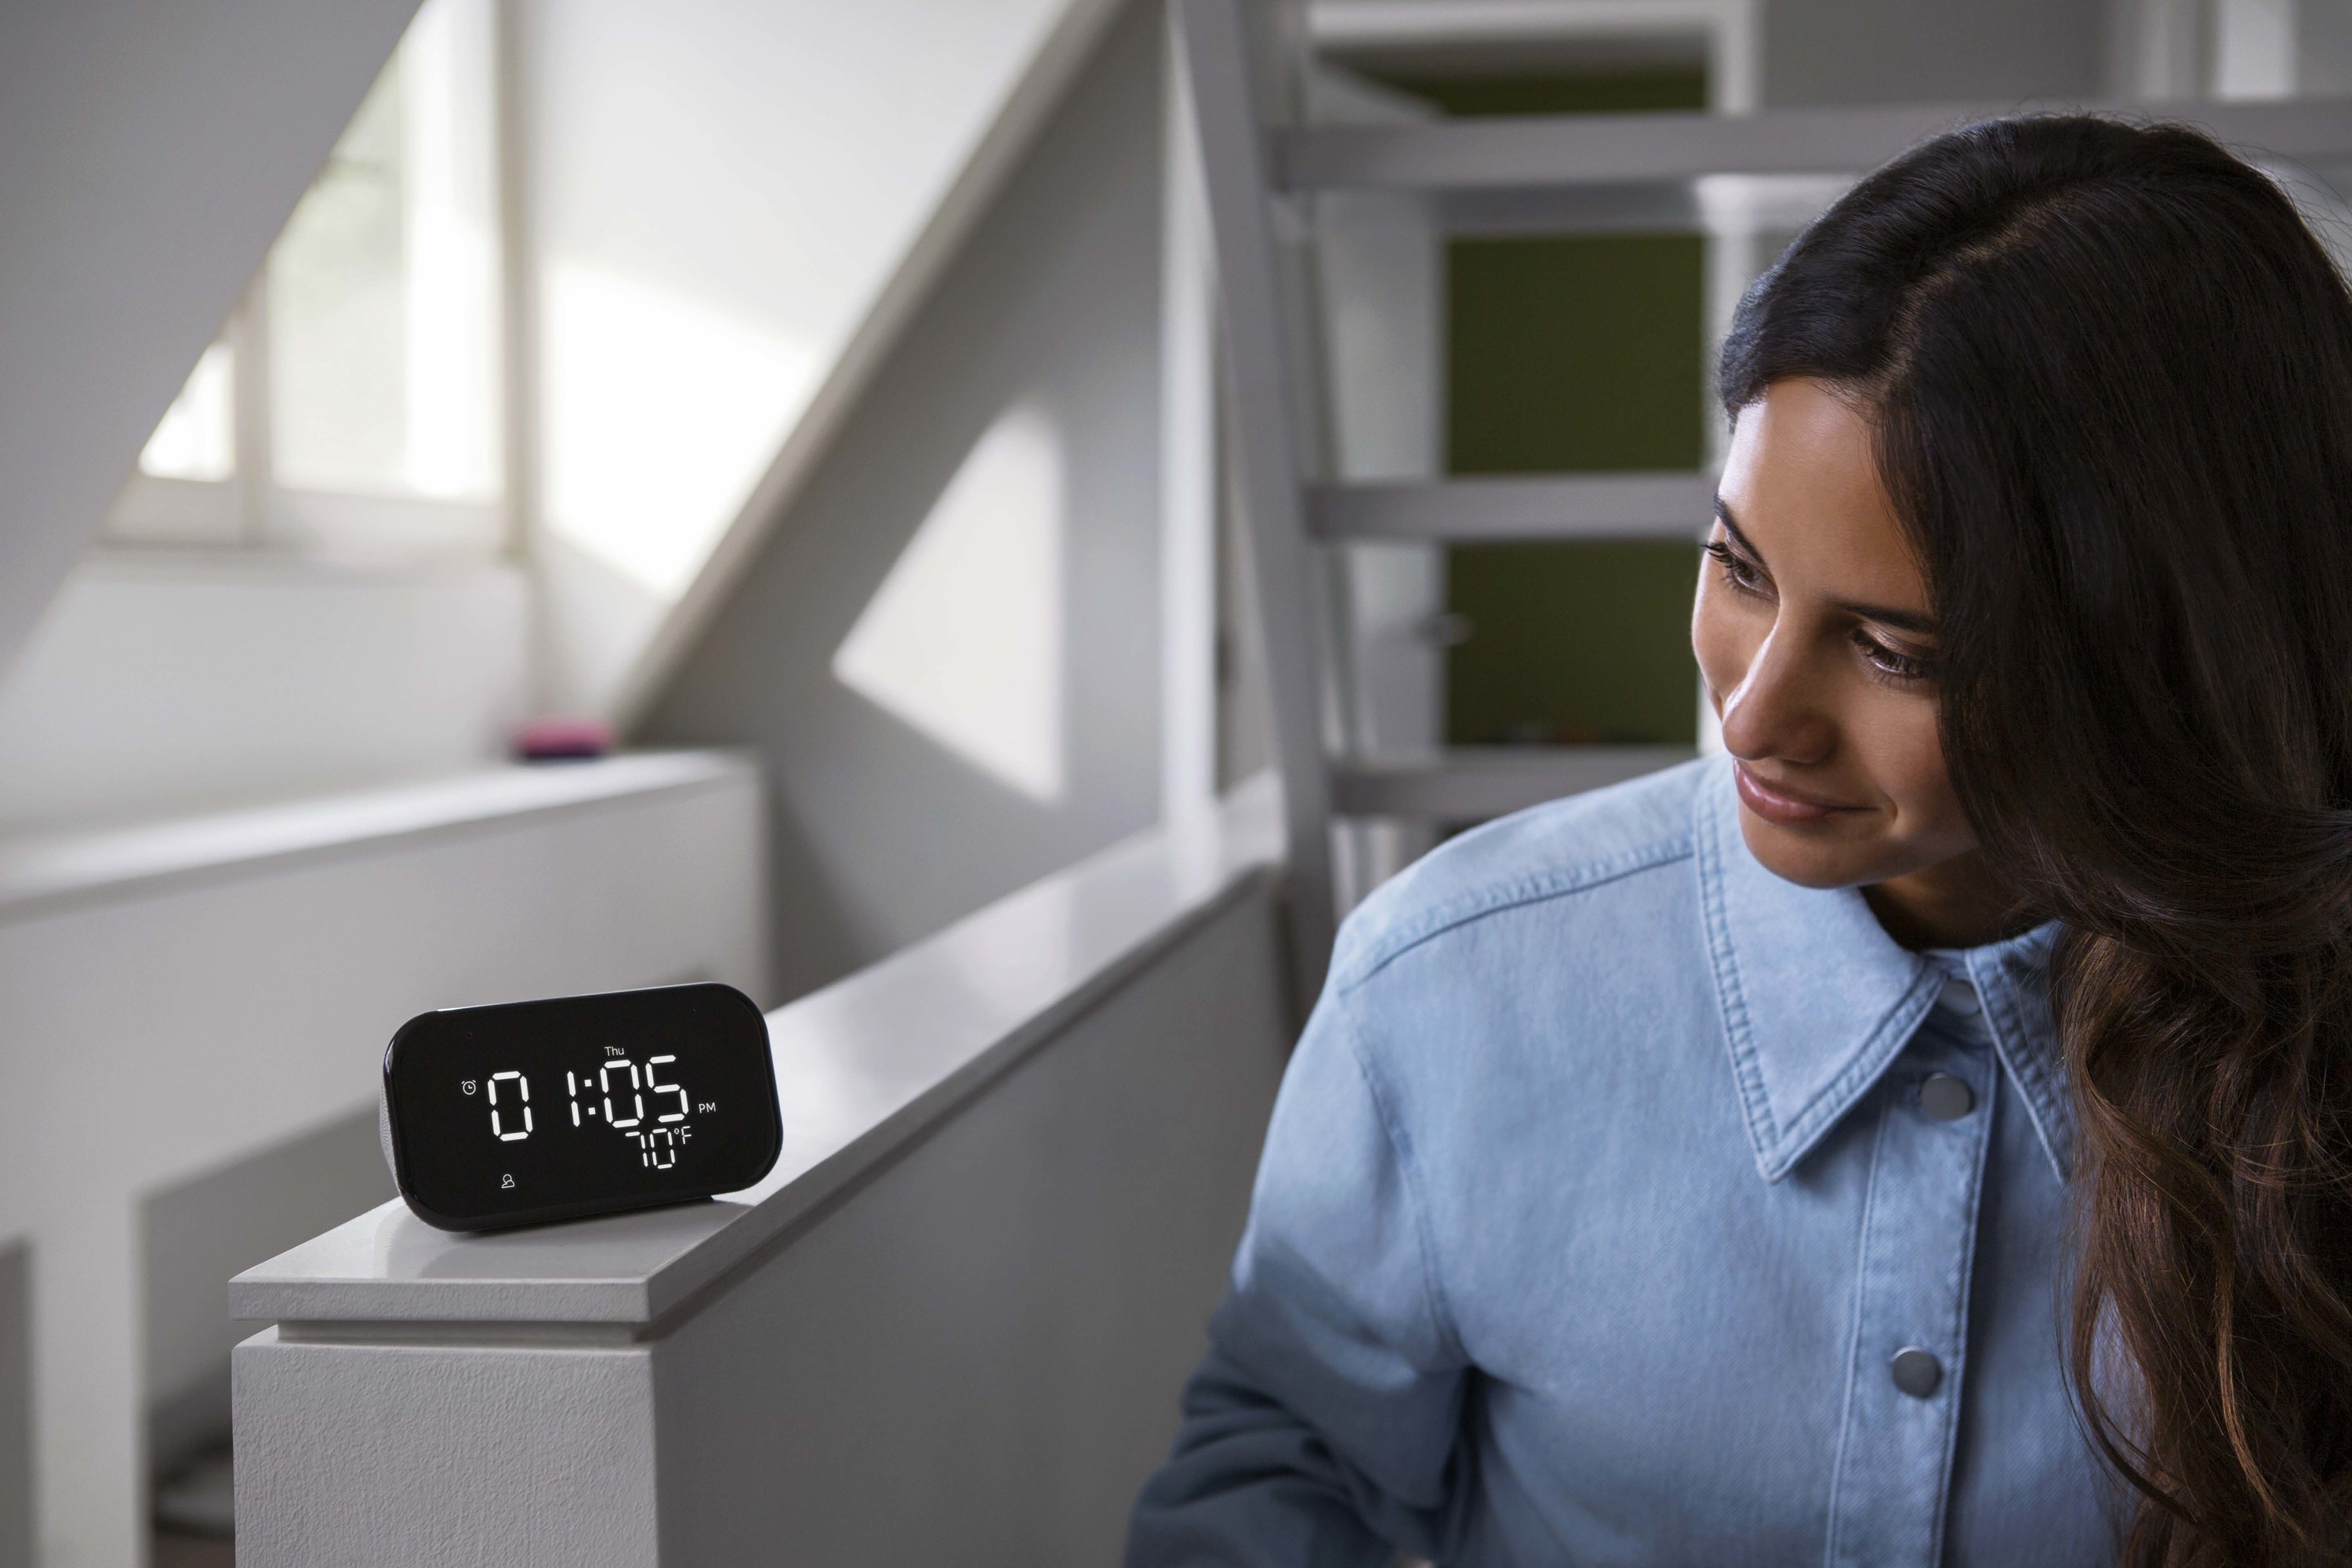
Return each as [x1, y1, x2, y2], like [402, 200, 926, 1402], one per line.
[103, 0, 517, 568]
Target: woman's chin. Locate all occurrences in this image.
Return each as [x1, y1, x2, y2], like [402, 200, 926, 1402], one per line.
[1737, 809, 1899, 891]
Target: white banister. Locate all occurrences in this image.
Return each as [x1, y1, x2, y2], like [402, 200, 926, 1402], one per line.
[230, 781, 1290, 1566]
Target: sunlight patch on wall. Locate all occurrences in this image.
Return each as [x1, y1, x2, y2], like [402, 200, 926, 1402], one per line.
[139, 343, 236, 482]
[541, 260, 817, 597]
[833, 405, 1065, 800]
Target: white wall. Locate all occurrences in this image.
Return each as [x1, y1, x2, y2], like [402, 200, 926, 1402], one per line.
[0, 1244, 24, 1568]
[1761, 0, 2352, 110]
[142, 1108, 394, 1489]
[0, 759, 762, 1567]
[1762, 0, 2105, 105]
[0, 557, 527, 832]
[517, 0, 1080, 716]
[641, 0, 1167, 1002]
[652, 886, 1284, 1565]
[0, 0, 422, 686]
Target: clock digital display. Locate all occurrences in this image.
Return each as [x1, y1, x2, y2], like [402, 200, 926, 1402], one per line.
[382, 982, 782, 1231]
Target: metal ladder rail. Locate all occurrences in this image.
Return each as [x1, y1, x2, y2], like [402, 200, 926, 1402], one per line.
[1176, 0, 1729, 1000]
[1279, 95, 2352, 191]
[1175, 0, 1341, 1000]
[1308, 472, 1716, 543]
[1174, 0, 1742, 1000]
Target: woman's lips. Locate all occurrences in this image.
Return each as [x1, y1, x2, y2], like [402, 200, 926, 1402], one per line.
[1733, 761, 1866, 826]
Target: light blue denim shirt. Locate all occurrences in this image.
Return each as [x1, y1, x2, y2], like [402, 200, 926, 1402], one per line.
[1129, 757, 2118, 1566]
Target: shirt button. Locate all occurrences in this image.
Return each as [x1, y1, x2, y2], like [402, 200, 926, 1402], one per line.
[1890, 1347, 1943, 1399]
[1937, 976, 1981, 1016]
[1918, 1073, 1976, 1122]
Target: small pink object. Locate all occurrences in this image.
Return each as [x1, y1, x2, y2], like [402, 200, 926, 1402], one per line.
[514, 717, 613, 761]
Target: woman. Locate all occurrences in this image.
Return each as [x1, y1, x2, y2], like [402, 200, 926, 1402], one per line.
[1127, 115, 2352, 1566]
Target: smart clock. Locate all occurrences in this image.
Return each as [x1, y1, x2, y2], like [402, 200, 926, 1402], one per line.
[380, 982, 782, 1232]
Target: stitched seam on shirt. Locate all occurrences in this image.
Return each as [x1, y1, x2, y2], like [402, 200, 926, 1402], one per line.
[1769, 978, 1941, 1167]
[1971, 948, 2074, 1182]
[1343, 1001, 1471, 1368]
[1928, 1053, 1999, 1559]
[1696, 784, 1777, 1158]
[1334, 836, 1694, 996]
[1822, 1091, 1895, 1566]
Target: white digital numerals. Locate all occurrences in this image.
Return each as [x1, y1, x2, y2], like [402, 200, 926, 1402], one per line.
[646, 1056, 689, 1123]
[628, 1058, 691, 1167]
[499, 1057, 695, 1155]
[601, 1058, 646, 1128]
[488, 1070, 533, 1142]
[577, 1058, 685, 1132]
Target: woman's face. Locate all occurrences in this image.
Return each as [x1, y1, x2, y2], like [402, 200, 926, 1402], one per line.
[1691, 377, 1980, 895]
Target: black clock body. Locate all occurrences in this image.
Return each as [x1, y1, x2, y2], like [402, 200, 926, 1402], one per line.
[381, 982, 782, 1232]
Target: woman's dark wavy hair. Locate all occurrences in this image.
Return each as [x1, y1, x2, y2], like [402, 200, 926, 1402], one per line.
[1722, 115, 2352, 1564]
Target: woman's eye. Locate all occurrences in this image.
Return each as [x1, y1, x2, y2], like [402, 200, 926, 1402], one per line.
[1853, 628, 1935, 684]
[1704, 539, 1767, 596]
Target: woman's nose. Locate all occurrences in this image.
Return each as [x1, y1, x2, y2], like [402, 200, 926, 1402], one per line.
[1718, 632, 1836, 766]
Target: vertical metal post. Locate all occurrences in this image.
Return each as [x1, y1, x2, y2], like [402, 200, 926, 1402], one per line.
[1160, 19, 1220, 838]
[1172, 0, 1338, 1003]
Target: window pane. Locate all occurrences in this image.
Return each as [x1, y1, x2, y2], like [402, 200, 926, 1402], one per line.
[137, 342, 235, 482]
[270, 0, 500, 501]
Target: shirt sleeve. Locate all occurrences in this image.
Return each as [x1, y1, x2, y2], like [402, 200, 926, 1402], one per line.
[1124, 977, 1472, 1567]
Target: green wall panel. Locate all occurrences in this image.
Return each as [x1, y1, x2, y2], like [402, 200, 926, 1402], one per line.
[1369, 66, 1709, 748]
[1447, 235, 1705, 475]
[1446, 542, 1700, 745]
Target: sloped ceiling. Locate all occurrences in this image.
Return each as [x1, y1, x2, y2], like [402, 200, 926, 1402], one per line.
[0, 0, 423, 677]
[597, 0, 1126, 727]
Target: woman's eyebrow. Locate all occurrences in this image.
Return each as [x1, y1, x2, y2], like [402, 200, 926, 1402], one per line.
[1713, 497, 1766, 561]
[1713, 496, 1939, 636]
[1838, 598, 1939, 636]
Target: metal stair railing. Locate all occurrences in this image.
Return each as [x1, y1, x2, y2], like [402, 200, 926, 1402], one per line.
[1279, 94, 2352, 193]
[1308, 473, 1717, 543]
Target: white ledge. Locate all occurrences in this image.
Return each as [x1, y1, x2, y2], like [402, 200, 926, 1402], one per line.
[0, 751, 753, 923]
[229, 779, 1284, 1329]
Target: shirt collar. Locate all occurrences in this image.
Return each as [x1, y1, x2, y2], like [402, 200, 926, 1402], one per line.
[1692, 758, 2073, 1185]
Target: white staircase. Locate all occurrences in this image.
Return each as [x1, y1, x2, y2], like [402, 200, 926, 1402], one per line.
[1174, 0, 2352, 996]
